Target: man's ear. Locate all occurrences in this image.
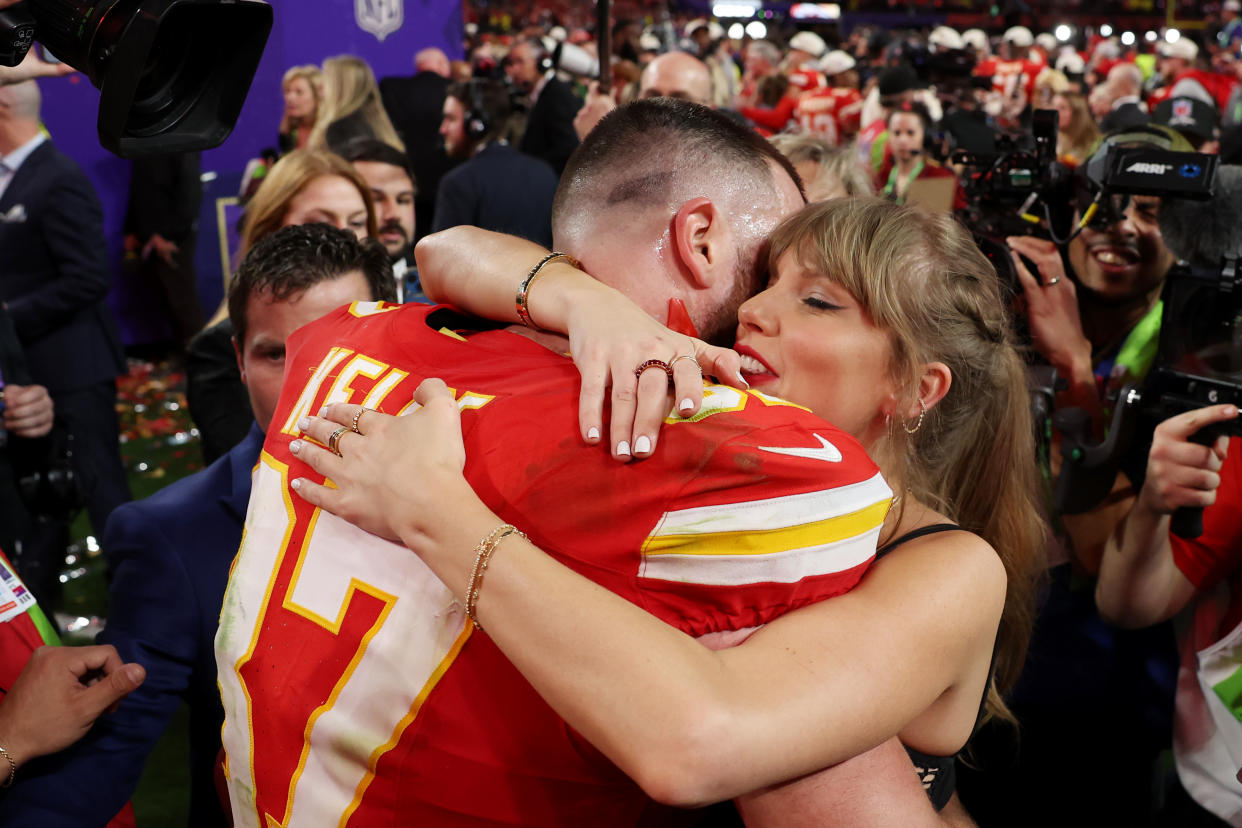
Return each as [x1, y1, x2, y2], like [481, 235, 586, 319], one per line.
[671, 197, 729, 290]
[233, 335, 248, 388]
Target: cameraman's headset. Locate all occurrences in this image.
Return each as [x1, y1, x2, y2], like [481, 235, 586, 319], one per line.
[464, 79, 491, 140]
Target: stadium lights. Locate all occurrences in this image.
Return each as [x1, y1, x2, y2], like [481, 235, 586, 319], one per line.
[1100, 24, 1113, 37]
[1145, 30, 1158, 42]
[1054, 24, 1072, 42]
[1166, 29, 1182, 43]
[1120, 31, 1136, 46]
[727, 21, 745, 39]
[745, 20, 767, 38]
[712, 2, 757, 17]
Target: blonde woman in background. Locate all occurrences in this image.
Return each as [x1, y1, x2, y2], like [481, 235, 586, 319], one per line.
[1052, 91, 1100, 165]
[279, 65, 321, 153]
[309, 56, 405, 154]
[769, 133, 875, 201]
[238, 149, 377, 259]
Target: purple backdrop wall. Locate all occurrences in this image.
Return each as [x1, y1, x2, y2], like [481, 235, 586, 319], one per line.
[36, 0, 464, 345]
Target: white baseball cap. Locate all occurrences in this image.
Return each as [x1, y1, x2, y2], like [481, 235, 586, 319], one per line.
[928, 26, 965, 51]
[639, 32, 661, 52]
[1035, 32, 1058, 53]
[1003, 26, 1034, 48]
[962, 29, 989, 53]
[1056, 50, 1085, 74]
[1159, 37, 1198, 61]
[789, 31, 828, 57]
[818, 49, 857, 76]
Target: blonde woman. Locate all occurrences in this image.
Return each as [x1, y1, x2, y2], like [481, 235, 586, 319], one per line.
[309, 56, 405, 154]
[1054, 91, 1099, 165]
[278, 64, 321, 153]
[769, 133, 875, 201]
[238, 149, 376, 259]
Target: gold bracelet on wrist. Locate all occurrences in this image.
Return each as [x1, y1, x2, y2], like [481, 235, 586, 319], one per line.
[515, 251, 580, 329]
[0, 743, 16, 788]
[465, 523, 527, 632]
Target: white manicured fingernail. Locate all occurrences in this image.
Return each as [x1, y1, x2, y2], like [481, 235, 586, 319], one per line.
[587, 426, 600, 441]
[289, 440, 302, 454]
[634, 435, 651, 454]
[290, 478, 303, 490]
[616, 440, 631, 457]
[734, 371, 749, 389]
[679, 398, 694, 413]
[317, 406, 327, 417]
[297, 417, 310, 431]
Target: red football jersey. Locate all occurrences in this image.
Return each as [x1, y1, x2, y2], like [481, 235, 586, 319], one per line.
[216, 303, 892, 827]
[795, 87, 864, 146]
[974, 57, 1042, 100]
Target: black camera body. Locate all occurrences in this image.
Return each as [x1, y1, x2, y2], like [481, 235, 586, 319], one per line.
[1, 0, 272, 157]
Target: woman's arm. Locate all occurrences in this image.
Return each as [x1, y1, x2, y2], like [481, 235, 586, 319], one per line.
[414, 226, 745, 456]
[290, 386, 1006, 806]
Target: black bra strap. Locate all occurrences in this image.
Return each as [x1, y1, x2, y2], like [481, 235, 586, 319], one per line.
[876, 523, 967, 559]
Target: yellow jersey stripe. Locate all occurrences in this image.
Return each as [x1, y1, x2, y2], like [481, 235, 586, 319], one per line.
[643, 498, 890, 558]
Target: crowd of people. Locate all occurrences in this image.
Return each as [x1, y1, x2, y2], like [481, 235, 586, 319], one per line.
[3, 3, 1242, 826]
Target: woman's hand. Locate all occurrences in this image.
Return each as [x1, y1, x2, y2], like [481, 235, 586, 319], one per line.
[563, 291, 744, 461]
[289, 379, 471, 546]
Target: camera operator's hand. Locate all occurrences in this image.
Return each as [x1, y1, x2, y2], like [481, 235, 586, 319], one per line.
[0, 49, 76, 86]
[573, 81, 616, 141]
[1139, 404, 1237, 515]
[1008, 236, 1103, 426]
[2, 384, 53, 439]
[0, 645, 145, 770]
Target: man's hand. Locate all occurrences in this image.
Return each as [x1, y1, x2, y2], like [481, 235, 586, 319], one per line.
[1139, 404, 1237, 515]
[0, 48, 76, 86]
[0, 645, 145, 769]
[1007, 236, 1091, 373]
[142, 234, 180, 268]
[573, 81, 616, 141]
[2, 384, 53, 438]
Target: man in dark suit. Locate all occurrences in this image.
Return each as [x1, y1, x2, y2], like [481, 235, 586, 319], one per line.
[506, 38, 583, 176]
[0, 80, 130, 592]
[1099, 63, 1150, 133]
[1, 224, 396, 826]
[433, 79, 558, 247]
[379, 47, 456, 242]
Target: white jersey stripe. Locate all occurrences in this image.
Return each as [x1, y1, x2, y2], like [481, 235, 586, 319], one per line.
[640, 525, 882, 586]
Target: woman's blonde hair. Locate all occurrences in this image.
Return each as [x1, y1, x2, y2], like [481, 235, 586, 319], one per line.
[1056, 92, 1099, 164]
[282, 64, 322, 104]
[309, 56, 405, 152]
[239, 149, 377, 259]
[769, 134, 875, 200]
[767, 198, 1044, 724]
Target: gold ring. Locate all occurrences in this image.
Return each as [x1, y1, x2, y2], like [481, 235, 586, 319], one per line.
[1046, 277, 1061, 286]
[634, 359, 674, 382]
[350, 408, 366, 434]
[669, 353, 701, 372]
[326, 425, 349, 457]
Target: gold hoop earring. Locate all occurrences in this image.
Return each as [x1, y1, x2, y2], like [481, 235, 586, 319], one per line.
[902, 398, 926, 435]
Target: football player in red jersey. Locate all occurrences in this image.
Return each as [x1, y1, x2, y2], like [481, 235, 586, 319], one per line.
[795, 50, 864, 146]
[288, 173, 1042, 825]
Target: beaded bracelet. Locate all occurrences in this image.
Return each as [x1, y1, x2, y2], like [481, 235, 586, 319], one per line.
[465, 524, 528, 631]
[515, 252, 581, 329]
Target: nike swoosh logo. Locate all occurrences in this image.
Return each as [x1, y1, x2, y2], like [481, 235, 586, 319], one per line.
[757, 433, 843, 463]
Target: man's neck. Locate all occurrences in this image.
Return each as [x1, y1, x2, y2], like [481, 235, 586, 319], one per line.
[0, 122, 40, 156]
[1080, 286, 1162, 355]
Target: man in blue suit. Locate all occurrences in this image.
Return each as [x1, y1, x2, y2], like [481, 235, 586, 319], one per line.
[2, 225, 396, 826]
[0, 80, 130, 601]
[433, 78, 558, 248]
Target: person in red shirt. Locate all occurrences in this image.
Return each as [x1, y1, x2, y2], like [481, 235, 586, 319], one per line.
[795, 50, 863, 146]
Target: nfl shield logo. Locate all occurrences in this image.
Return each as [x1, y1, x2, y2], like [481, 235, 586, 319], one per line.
[356, 0, 403, 42]
[1172, 99, 1193, 121]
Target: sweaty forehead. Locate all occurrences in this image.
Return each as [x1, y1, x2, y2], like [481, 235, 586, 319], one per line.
[769, 160, 807, 218]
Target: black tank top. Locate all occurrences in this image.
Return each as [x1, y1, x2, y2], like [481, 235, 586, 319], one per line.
[879, 523, 995, 812]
